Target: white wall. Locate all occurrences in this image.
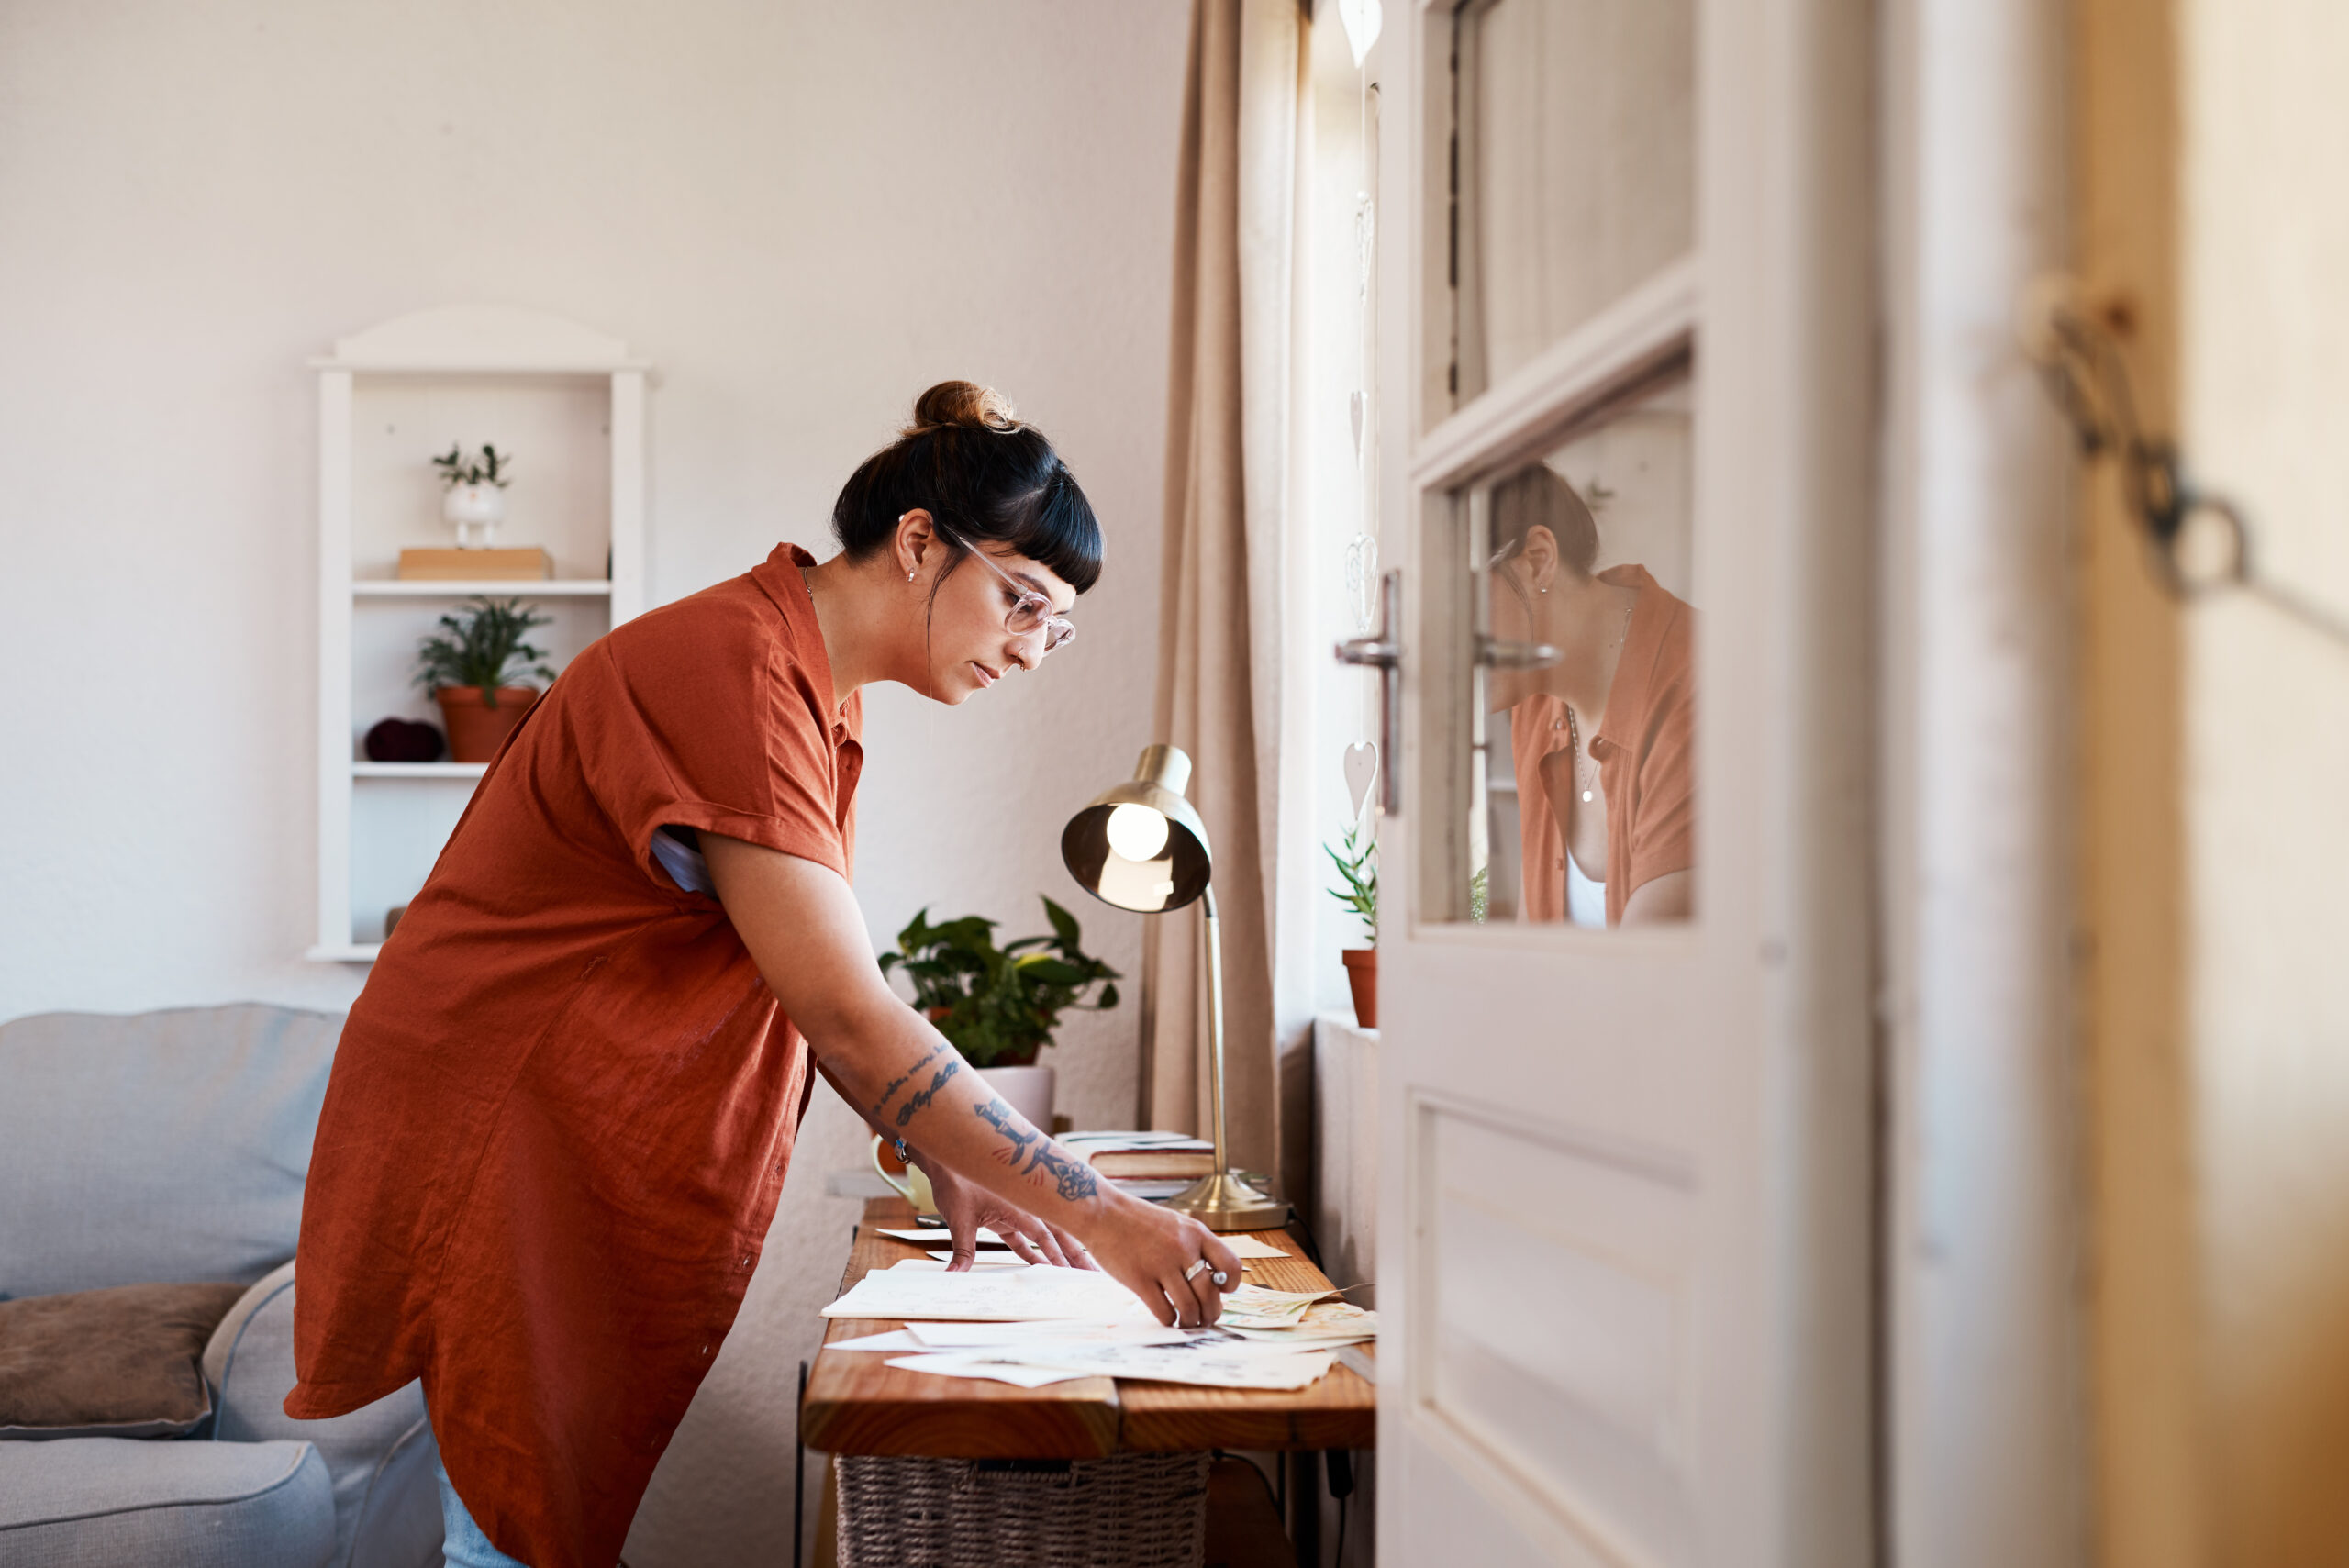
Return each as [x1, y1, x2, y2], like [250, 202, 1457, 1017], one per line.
[0, 4, 1191, 1562]
[2177, 0, 2349, 1555]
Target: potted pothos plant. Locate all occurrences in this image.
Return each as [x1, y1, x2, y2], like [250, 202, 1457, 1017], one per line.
[879, 896, 1120, 1132]
[1327, 823, 1378, 1028]
[433, 443, 513, 548]
[414, 596, 558, 762]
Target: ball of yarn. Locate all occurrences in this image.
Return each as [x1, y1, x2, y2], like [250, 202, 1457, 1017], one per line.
[365, 717, 446, 763]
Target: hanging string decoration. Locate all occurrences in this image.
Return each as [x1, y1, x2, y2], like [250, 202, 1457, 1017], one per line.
[2020, 282, 2349, 650]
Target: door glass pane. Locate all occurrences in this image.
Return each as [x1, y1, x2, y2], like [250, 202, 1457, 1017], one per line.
[1453, 0, 1696, 402]
[1461, 374, 1695, 928]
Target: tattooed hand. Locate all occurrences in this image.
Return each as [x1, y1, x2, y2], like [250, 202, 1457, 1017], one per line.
[923, 1161, 1095, 1273]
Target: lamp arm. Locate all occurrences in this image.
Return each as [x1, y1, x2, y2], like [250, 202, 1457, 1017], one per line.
[1202, 884, 1229, 1179]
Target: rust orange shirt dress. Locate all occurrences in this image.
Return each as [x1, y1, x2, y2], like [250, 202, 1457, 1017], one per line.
[285, 545, 862, 1568]
[1508, 564, 1696, 925]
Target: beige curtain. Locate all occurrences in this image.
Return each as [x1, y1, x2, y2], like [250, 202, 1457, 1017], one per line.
[1142, 0, 1306, 1199]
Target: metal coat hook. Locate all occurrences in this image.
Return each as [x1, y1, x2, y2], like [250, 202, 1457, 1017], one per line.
[2018, 277, 2349, 650]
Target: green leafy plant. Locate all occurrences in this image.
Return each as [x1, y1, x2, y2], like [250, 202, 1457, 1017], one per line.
[414, 596, 557, 709]
[879, 896, 1121, 1068]
[1326, 823, 1377, 945]
[432, 443, 513, 489]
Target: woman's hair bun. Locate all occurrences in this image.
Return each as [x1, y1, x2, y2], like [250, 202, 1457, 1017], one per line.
[834, 379, 1102, 595]
[908, 380, 1019, 435]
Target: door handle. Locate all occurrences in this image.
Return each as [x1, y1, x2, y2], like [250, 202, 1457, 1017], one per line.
[1475, 635, 1561, 670]
[1336, 570, 1403, 815]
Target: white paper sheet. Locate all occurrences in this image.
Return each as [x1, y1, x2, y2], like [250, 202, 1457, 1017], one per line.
[820, 1262, 1146, 1321]
[921, 1251, 1026, 1268]
[1215, 1233, 1289, 1260]
[882, 1353, 1094, 1388]
[825, 1329, 932, 1352]
[950, 1340, 1338, 1391]
[902, 1320, 1193, 1349]
[1059, 1130, 1214, 1150]
[1107, 1179, 1196, 1200]
[875, 1227, 1008, 1246]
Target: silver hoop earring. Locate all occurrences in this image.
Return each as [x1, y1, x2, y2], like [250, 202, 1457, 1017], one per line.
[907, 569, 916, 582]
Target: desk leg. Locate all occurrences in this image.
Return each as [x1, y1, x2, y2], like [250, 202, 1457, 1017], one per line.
[812, 1456, 837, 1568]
[1285, 1451, 1321, 1565]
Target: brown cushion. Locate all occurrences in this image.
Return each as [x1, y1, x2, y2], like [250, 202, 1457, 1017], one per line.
[0, 1281, 250, 1440]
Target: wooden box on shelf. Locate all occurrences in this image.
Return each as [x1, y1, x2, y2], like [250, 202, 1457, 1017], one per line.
[396, 547, 552, 581]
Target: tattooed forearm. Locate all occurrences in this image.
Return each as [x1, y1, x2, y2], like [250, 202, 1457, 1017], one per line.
[973, 1098, 1099, 1203]
[974, 1097, 1041, 1166]
[1023, 1140, 1100, 1202]
[892, 1059, 960, 1128]
[870, 1041, 945, 1120]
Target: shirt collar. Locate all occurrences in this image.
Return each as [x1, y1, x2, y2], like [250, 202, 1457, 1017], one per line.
[1589, 564, 1668, 759]
[753, 543, 854, 744]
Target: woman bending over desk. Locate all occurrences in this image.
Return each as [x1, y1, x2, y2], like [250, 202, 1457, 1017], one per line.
[284, 384, 1241, 1568]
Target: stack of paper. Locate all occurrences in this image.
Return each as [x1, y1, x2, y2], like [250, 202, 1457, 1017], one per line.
[819, 1262, 1145, 1322]
[1221, 1299, 1378, 1349]
[892, 1338, 1337, 1390]
[818, 1262, 1375, 1389]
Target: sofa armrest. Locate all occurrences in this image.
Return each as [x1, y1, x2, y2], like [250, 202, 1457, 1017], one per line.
[206, 1263, 440, 1568]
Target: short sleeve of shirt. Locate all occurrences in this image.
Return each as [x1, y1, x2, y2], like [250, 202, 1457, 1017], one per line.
[1626, 661, 1695, 890]
[572, 584, 852, 894]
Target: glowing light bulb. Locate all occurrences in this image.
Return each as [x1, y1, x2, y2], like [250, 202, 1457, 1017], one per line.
[1106, 803, 1171, 862]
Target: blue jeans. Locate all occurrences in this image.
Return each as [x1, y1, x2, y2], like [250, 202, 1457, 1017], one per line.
[437, 1458, 529, 1568]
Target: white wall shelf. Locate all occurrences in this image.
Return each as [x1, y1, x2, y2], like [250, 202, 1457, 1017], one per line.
[312, 304, 649, 962]
[354, 579, 614, 597]
[352, 762, 490, 779]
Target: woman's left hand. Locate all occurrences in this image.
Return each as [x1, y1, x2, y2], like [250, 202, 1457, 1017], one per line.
[921, 1159, 1098, 1272]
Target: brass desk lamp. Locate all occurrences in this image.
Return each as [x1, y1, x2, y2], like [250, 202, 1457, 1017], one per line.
[1060, 744, 1288, 1229]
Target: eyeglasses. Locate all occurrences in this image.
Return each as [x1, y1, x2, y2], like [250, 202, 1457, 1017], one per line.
[946, 532, 1076, 653]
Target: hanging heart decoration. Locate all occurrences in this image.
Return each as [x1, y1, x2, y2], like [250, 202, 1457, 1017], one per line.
[1343, 534, 1379, 635]
[1343, 742, 1379, 822]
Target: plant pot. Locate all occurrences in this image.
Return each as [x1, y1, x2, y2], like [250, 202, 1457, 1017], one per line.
[1341, 948, 1377, 1029]
[442, 483, 507, 548]
[977, 1064, 1055, 1134]
[433, 686, 540, 763]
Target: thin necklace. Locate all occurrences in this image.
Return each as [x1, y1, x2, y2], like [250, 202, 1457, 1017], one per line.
[1561, 590, 1638, 806]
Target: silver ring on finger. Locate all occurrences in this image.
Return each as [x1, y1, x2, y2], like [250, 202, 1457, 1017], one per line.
[1183, 1258, 1211, 1282]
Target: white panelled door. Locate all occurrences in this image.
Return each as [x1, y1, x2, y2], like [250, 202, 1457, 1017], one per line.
[1368, 0, 1876, 1562]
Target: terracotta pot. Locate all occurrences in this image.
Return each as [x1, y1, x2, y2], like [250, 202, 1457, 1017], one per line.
[1341, 948, 1377, 1029]
[433, 686, 540, 762]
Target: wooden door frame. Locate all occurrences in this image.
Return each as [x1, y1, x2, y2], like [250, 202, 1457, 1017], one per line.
[1876, 0, 2090, 1563]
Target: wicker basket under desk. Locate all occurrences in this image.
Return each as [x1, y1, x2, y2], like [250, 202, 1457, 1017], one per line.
[834, 1451, 1211, 1568]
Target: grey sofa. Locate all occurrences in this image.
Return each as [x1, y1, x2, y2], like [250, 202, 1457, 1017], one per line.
[0, 1004, 442, 1568]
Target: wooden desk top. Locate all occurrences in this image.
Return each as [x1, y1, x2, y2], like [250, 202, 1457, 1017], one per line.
[798, 1197, 1377, 1458]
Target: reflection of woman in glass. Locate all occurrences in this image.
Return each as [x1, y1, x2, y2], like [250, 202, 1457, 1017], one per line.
[1486, 467, 1695, 925]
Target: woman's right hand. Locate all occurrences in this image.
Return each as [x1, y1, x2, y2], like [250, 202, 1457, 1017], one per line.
[1077, 1195, 1246, 1328]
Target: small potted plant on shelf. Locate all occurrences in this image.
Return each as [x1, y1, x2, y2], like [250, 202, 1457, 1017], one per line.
[433, 443, 514, 548]
[879, 896, 1121, 1132]
[1327, 822, 1377, 1028]
[414, 596, 558, 762]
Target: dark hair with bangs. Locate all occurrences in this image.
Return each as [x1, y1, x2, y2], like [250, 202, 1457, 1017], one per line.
[832, 381, 1103, 596]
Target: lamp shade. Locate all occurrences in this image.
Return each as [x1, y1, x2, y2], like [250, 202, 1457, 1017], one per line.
[1061, 744, 1213, 913]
